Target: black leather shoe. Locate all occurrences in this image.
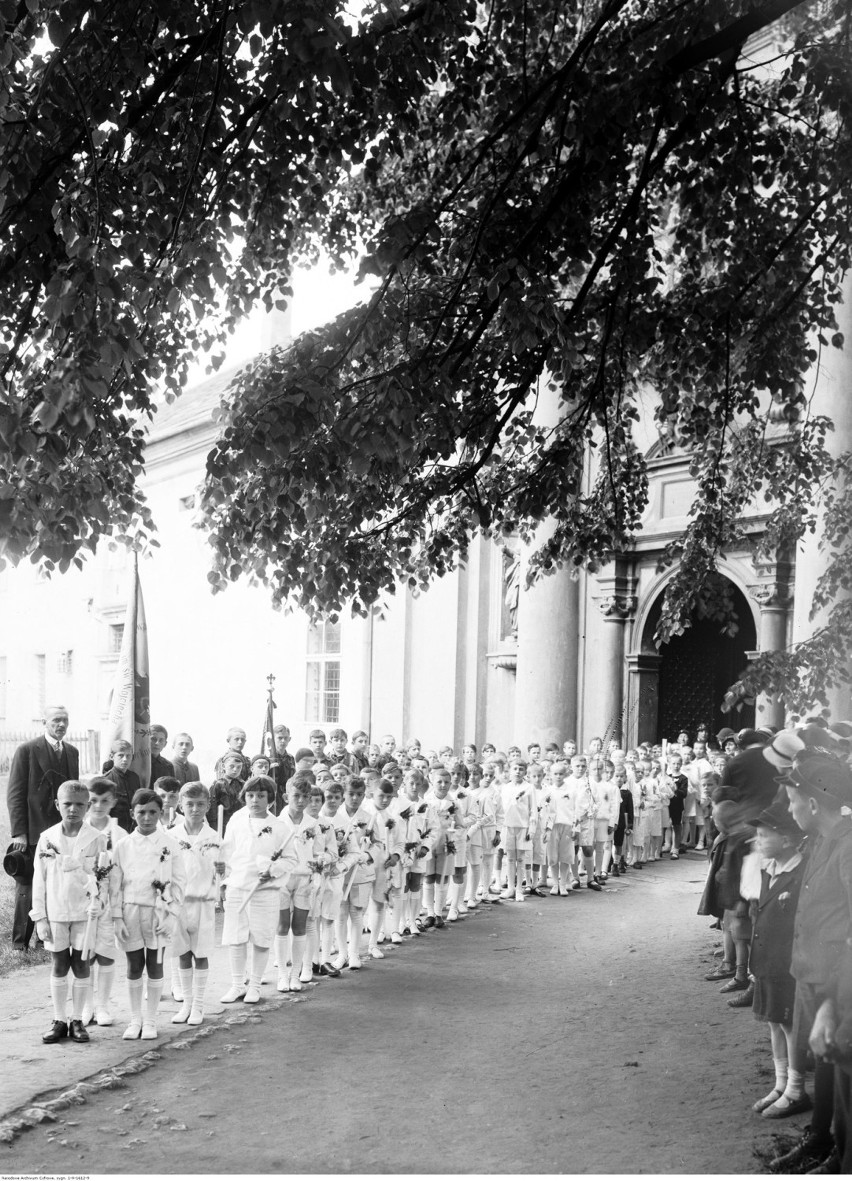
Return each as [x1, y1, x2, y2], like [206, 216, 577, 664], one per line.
[770, 1127, 833, 1173]
[320, 962, 341, 978]
[42, 1020, 68, 1044]
[422, 916, 436, 929]
[586, 880, 602, 891]
[68, 1019, 90, 1043]
[435, 915, 446, 929]
[727, 981, 755, 1008]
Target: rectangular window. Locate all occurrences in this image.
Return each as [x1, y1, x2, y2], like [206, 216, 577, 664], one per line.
[56, 650, 73, 676]
[109, 623, 124, 654]
[305, 620, 341, 723]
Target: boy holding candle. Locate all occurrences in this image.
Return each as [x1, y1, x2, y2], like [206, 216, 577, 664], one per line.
[31, 781, 114, 1044]
[112, 789, 187, 1040]
[81, 778, 124, 1025]
[169, 782, 222, 1024]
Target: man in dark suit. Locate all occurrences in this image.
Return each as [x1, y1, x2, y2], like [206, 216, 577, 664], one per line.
[6, 706, 80, 949]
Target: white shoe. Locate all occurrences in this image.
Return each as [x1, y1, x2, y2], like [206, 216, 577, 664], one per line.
[187, 1004, 204, 1026]
[333, 955, 348, 972]
[81, 1000, 94, 1026]
[94, 1007, 113, 1027]
[550, 885, 560, 895]
[376, 931, 385, 944]
[447, 906, 459, 922]
[171, 1003, 191, 1024]
[458, 901, 469, 914]
[390, 931, 403, 944]
[277, 973, 290, 992]
[122, 1020, 142, 1040]
[244, 986, 261, 1004]
[171, 988, 184, 1002]
[514, 890, 525, 902]
[220, 985, 246, 1004]
[369, 946, 384, 959]
[140, 1021, 158, 1040]
[349, 955, 362, 970]
[500, 888, 511, 899]
[464, 898, 477, 909]
[299, 968, 313, 984]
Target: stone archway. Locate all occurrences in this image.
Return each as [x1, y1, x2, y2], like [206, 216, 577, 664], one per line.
[634, 577, 757, 742]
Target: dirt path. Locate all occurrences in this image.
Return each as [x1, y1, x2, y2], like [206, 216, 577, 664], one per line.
[5, 856, 799, 1174]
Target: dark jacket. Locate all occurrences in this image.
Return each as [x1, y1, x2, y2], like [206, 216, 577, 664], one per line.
[103, 767, 141, 833]
[749, 854, 806, 978]
[7, 737, 80, 845]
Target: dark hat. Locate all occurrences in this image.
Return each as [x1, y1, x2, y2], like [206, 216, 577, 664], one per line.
[781, 751, 852, 806]
[797, 723, 843, 752]
[3, 843, 34, 883]
[294, 747, 315, 762]
[716, 727, 737, 742]
[749, 798, 801, 838]
[755, 726, 778, 740]
[737, 728, 764, 747]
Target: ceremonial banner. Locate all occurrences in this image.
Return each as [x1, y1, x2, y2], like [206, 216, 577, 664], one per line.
[260, 676, 276, 757]
[103, 553, 151, 788]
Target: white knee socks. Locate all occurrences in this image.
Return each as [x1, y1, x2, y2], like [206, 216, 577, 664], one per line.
[50, 975, 68, 1021]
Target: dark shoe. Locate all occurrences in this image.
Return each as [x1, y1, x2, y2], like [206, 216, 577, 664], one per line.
[618, 857, 628, 872]
[719, 975, 749, 994]
[319, 962, 341, 978]
[762, 1092, 813, 1120]
[727, 981, 755, 1007]
[611, 863, 621, 877]
[68, 1019, 90, 1043]
[586, 880, 602, 892]
[42, 1020, 68, 1044]
[633, 861, 643, 869]
[705, 964, 735, 981]
[422, 916, 436, 929]
[528, 887, 545, 898]
[769, 1126, 832, 1172]
[435, 916, 445, 929]
[807, 1149, 841, 1174]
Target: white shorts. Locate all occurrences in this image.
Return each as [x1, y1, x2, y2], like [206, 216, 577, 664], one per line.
[547, 823, 574, 862]
[340, 881, 372, 912]
[425, 852, 451, 877]
[466, 841, 483, 867]
[173, 899, 216, 959]
[44, 919, 87, 954]
[649, 809, 663, 838]
[93, 912, 118, 960]
[119, 904, 162, 953]
[531, 834, 547, 863]
[279, 877, 311, 913]
[479, 827, 498, 857]
[502, 825, 531, 856]
[575, 819, 595, 847]
[221, 887, 279, 948]
[594, 819, 611, 844]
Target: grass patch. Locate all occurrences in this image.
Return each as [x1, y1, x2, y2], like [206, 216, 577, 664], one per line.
[0, 775, 51, 977]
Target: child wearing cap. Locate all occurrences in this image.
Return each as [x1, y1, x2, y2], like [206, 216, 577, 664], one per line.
[748, 799, 808, 1118]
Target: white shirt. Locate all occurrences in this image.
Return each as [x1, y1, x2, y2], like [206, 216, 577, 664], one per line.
[113, 827, 187, 912]
[31, 822, 114, 923]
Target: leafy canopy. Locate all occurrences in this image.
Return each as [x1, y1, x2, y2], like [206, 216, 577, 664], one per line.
[1, 0, 851, 712]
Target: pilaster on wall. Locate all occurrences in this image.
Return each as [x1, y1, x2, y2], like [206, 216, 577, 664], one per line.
[747, 553, 794, 729]
[586, 557, 637, 749]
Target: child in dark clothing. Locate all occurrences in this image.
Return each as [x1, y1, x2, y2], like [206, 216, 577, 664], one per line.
[747, 799, 809, 1118]
[103, 739, 140, 833]
[207, 753, 245, 832]
[611, 768, 634, 875]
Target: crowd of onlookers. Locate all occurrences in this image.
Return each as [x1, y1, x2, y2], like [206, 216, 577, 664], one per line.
[5, 710, 852, 1172]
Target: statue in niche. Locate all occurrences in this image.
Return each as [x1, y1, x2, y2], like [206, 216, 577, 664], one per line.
[502, 544, 521, 640]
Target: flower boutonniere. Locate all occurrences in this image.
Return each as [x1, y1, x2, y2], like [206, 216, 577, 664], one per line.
[456, 791, 466, 800]
[257, 825, 273, 838]
[417, 803, 428, 814]
[446, 803, 456, 815]
[200, 840, 220, 853]
[399, 806, 412, 821]
[40, 840, 61, 859]
[778, 891, 792, 910]
[179, 840, 192, 851]
[159, 846, 171, 863]
[445, 838, 457, 855]
[515, 790, 526, 802]
[385, 818, 395, 831]
[302, 827, 317, 842]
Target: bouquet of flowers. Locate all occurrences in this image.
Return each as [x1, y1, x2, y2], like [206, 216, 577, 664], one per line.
[81, 852, 113, 958]
[241, 831, 296, 913]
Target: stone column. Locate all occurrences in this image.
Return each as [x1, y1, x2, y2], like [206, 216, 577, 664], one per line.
[585, 558, 636, 748]
[513, 383, 580, 748]
[513, 535, 580, 748]
[791, 278, 852, 719]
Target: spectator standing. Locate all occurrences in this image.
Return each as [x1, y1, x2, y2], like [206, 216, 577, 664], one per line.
[6, 706, 80, 950]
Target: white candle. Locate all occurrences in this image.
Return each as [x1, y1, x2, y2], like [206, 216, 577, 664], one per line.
[217, 805, 224, 839]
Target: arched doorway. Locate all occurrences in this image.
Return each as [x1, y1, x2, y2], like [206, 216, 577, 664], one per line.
[641, 578, 756, 741]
